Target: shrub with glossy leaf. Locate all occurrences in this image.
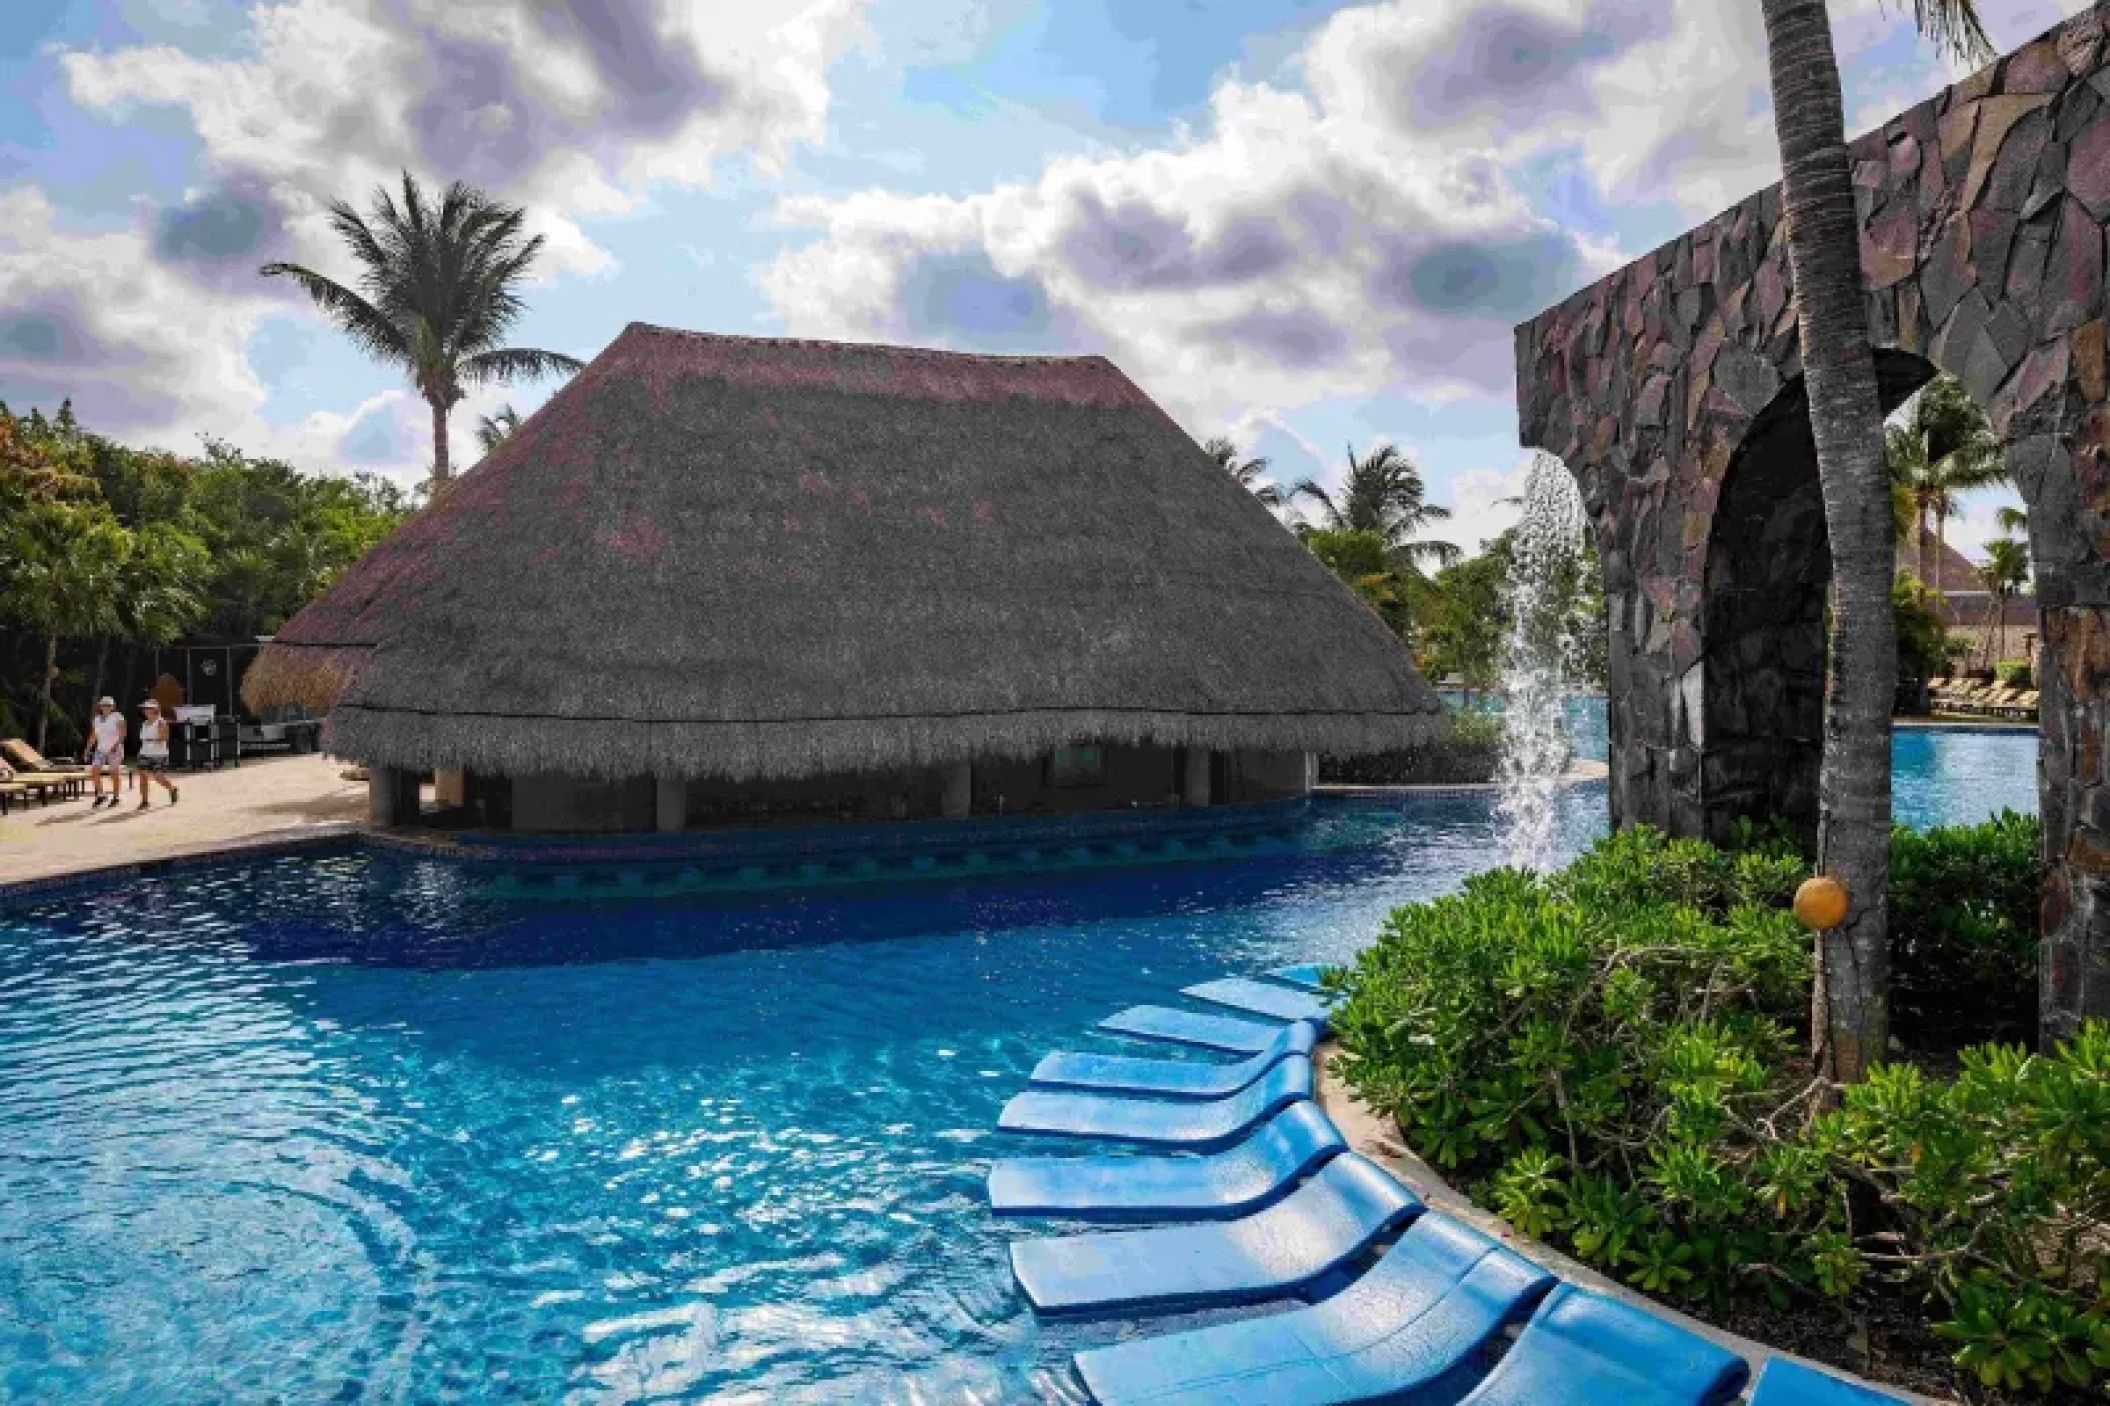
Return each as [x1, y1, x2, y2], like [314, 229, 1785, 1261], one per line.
[1888, 810, 2041, 1046]
[1333, 824, 2105, 1396]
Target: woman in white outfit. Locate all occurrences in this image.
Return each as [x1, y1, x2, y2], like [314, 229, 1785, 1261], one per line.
[134, 700, 179, 810]
[81, 696, 127, 809]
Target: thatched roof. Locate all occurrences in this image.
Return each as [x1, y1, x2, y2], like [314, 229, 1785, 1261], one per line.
[247, 324, 1442, 780]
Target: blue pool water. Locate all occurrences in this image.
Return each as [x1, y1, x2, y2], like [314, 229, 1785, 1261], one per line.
[0, 721, 2036, 1402]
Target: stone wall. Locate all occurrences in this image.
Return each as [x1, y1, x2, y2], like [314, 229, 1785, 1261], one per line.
[1515, 5, 2110, 1036]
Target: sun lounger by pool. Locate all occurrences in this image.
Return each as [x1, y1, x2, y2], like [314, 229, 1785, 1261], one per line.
[1099, 1004, 1287, 1054]
[1070, 1210, 1555, 1404]
[1266, 964, 1332, 991]
[1183, 977, 1339, 1027]
[1030, 1020, 1318, 1098]
[987, 1100, 1346, 1221]
[998, 1055, 1312, 1148]
[1009, 1151, 1420, 1316]
[1457, 1284, 1750, 1406]
[1747, 1358, 1906, 1404]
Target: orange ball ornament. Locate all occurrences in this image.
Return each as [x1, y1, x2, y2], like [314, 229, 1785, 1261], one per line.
[1793, 875, 1850, 931]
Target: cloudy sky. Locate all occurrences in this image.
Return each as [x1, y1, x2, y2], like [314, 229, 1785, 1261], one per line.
[3, 0, 2081, 556]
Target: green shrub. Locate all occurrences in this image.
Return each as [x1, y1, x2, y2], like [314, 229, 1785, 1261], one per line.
[2000, 659, 2035, 690]
[1445, 706, 1505, 749]
[1334, 824, 2104, 1395]
[1889, 811, 2041, 1047]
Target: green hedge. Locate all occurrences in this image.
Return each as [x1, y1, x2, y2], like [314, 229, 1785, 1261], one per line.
[1332, 820, 2103, 1396]
[1890, 810, 2041, 1047]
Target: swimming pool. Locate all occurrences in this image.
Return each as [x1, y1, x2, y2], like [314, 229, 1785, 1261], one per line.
[0, 725, 2037, 1401]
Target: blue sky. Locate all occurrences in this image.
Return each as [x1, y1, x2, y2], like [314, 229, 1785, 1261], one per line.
[0, 0, 2079, 554]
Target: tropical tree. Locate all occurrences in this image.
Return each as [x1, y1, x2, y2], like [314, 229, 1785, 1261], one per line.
[1976, 535, 2031, 671]
[476, 404, 524, 456]
[1302, 527, 1417, 639]
[1292, 444, 1460, 575]
[1886, 375, 2003, 595]
[1757, 0, 1991, 1082]
[261, 173, 582, 490]
[0, 502, 131, 751]
[1202, 435, 1286, 509]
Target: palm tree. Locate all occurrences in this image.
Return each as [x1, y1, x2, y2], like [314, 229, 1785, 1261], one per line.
[1201, 436, 1285, 508]
[1886, 376, 2003, 594]
[0, 502, 128, 752]
[1291, 444, 1460, 574]
[261, 173, 582, 491]
[1977, 535, 2030, 672]
[1758, 0, 1991, 1083]
[476, 404, 524, 456]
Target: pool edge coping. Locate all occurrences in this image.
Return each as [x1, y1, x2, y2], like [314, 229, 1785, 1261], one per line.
[0, 823, 365, 907]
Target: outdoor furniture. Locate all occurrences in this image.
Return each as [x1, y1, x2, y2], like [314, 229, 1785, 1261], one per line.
[988, 1100, 1346, 1222]
[1099, 1004, 1289, 1054]
[1009, 1152, 1421, 1316]
[997, 1055, 1313, 1148]
[1747, 1357, 1907, 1404]
[1069, 1212, 1556, 1406]
[1267, 963, 1334, 991]
[1456, 1284, 1750, 1406]
[1029, 1019, 1319, 1098]
[1182, 976, 1340, 1028]
[1, 738, 90, 796]
[0, 779, 44, 814]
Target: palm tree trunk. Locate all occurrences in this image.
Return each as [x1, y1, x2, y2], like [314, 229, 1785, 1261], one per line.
[1761, 0, 1896, 1085]
[36, 632, 57, 754]
[1932, 503, 1950, 603]
[430, 398, 451, 489]
[1915, 507, 1935, 590]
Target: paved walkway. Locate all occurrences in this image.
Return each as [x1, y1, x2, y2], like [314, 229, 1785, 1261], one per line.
[0, 754, 372, 887]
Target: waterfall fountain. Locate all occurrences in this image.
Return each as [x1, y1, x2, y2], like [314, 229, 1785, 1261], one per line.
[1493, 452, 1588, 870]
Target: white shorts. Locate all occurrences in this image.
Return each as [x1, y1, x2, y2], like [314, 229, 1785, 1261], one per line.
[91, 746, 124, 770]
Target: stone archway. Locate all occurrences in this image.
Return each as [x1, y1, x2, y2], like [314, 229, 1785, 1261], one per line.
[1515, 6, 2110, 1037]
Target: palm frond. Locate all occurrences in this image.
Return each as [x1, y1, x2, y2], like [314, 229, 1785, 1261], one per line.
[1884, 0, 1994, 66]
[457, 347, 585, 385]
[257, 262, 411, 364]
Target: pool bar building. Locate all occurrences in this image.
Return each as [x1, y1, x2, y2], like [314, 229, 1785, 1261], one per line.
[245, 325, 1442, 833]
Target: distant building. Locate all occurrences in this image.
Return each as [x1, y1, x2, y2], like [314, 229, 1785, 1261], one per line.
[247, 325, 1443, 832]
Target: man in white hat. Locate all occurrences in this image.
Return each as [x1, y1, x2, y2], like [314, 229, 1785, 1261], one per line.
[133, 699, 179, 810]
[80, 696, 126, 809]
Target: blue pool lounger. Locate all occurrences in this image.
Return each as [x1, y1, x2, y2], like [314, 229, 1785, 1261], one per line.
[1266, 964, 1332, 992]
[987, 1101, 1346, 1221]
[1182, 977, 1339, 1027]
[1009, 1152, 1420, 1317]
[1030, 1021, 1319, 1098]
[1098, 1005, 1289, 1055]
[1458, 1284, 1751, 1406]
[1748, 1358, 1908, 1404]
[998, 1056, 1313, 1149]
[1071, 1212, 1556, 1405]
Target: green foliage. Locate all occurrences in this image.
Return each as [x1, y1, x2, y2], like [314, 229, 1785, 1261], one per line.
[1893, 576, 1957, 690]
[1889, 811, 2042, 1046]
[0, 402, 412, 740]
[1303, 527, 1420, 642]
[1418, 529, 1607, 693]
[1336, 823, 2107, 1394]
[2000, 659, 2035, 690]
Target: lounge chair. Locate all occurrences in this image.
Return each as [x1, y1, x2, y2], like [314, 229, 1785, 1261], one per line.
[1009, 1151, 1420, 1316]
[1267, 963, 1333, 991]
[0, 778, 42, 814]
[1747, 1357, 1907, 1404]
[1456, 1284, 1750, 1406]
[1, 739, 88, 798]
[988, 1100, 1345, 1221]
[1030, 1019, 1319, 1098]
[1182, 977, 1339, 1027]
[1099, 1004, 1288, 1054]
[997, 1055, 1312, 1148]
[1070, 1211, 1557, 1405]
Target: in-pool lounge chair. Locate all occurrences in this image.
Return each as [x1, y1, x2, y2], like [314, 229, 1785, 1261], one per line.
[1182, 977, 1339, 1028]
[1457, 1284, 1750, 1406]
[1070, 1211, 1556, 1405]
[988, 1100, 1345, 1222]
[1030, 1020, 1318, 1098]
[1747, 1357, 1907, 1404]
[1267, 963, 1333, 992]
[998, 1055, 1312, 1148]
[1009, 1151, 1420, 1316]
[1099, 1004, 1288, 1054]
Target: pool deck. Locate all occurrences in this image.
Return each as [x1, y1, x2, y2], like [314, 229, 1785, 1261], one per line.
[1316, 1048, 1957, 1405]
[0, 754, 373, 889]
